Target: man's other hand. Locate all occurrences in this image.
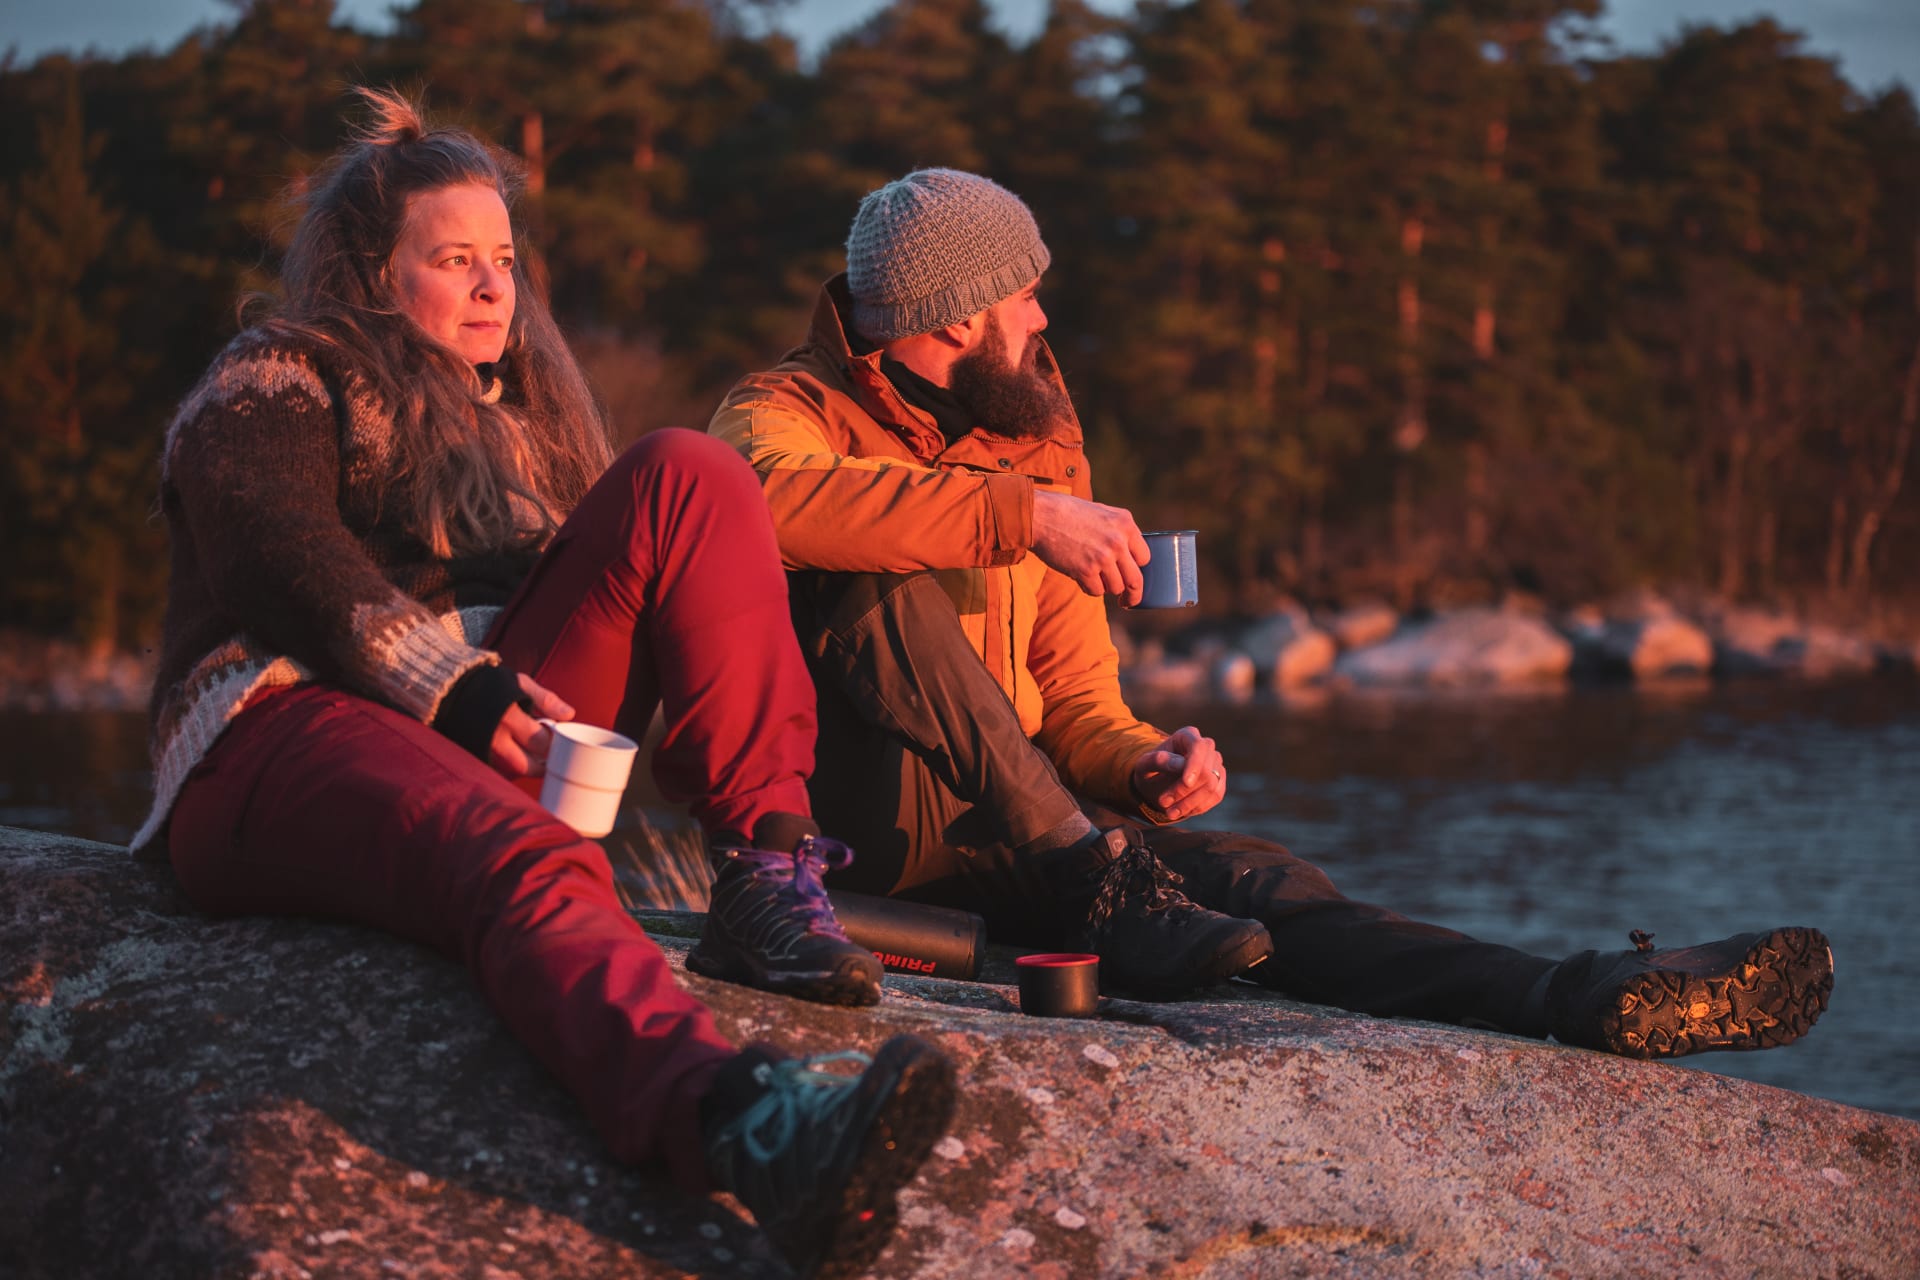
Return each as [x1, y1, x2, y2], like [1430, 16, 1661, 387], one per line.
[1130, 725, 1226, 821]
[1031, 489, 1150, 604]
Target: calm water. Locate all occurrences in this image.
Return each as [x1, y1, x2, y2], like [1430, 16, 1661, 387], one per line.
[5, 678, 1916, 1119]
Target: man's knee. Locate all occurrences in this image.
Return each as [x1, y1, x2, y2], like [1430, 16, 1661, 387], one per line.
[794, 569, 958, 641]
[1148, 828, 1346, 912]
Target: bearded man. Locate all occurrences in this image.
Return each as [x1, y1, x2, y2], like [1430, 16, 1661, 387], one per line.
[706, 168, 1833, 1060]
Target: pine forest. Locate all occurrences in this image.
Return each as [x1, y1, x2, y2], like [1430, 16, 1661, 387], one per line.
[4, 0, 1918, 651]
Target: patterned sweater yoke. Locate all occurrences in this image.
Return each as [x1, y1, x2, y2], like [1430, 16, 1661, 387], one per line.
[134, 327, 521, 853]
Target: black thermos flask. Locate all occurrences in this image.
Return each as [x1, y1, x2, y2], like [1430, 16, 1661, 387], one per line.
[827, 890, 988, 981]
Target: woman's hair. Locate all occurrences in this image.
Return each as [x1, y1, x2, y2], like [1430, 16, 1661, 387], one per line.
[267, 87, 611, 558]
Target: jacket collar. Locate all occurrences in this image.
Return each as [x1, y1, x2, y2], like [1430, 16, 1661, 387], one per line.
[808, 276, 946, 459]
[806, 275, 1084, 458]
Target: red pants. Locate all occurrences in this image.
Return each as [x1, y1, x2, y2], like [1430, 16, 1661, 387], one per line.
[168, 430, 818, 1188]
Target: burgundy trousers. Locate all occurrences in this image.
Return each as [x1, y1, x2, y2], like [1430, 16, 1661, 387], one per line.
[167, 429, 817, 1188]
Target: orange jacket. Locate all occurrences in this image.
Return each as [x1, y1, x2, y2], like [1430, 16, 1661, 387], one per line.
[710, 277, 1166, 816]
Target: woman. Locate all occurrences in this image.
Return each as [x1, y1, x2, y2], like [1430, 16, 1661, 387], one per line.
[133, 88, 951, 1279]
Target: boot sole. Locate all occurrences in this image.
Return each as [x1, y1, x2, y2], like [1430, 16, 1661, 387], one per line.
[802, 1037, 959, 1280]
[685, 946, 883, 1008]
[1192, 924, 1276, 987]
[1598, 926, 1833, 1060]
[1103, 922, 1276, 998]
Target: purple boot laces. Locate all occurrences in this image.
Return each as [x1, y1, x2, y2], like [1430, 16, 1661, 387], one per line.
[716, 835, 857, 940]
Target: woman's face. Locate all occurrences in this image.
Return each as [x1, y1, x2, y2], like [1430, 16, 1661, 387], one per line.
[391, 182, 516, 365]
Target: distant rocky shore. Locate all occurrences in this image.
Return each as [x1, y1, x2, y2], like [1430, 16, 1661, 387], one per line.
[0, 634, 155, 713]
[1117, 591, 1920, 700]
[5, 591, 1918, 713]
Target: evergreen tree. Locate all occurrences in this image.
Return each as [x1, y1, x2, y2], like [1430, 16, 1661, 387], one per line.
[0, 71, 164, 649]
[1097, 0, 1316, 601]
[1608, 20, 1874, 598]
[2, 0, 1918, 645]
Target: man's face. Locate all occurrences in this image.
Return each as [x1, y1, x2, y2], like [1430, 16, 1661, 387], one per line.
[984, 278, 1047, 363]
[947, 279, 1071, 439]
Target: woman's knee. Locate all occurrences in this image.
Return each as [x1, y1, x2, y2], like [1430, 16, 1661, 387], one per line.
[615, 427, 756, 491]
[432, 795, 619, 911]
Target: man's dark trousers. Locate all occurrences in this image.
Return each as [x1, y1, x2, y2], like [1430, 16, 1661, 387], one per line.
[792, 570, 1556, 1034]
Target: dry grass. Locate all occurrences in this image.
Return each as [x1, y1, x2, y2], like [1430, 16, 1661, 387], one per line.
[603, 808, 713, 912]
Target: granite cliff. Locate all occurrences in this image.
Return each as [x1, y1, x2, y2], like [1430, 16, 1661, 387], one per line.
[4, 826, 1916, 1278]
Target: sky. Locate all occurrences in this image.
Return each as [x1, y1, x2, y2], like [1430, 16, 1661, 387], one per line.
[3, 0, 1917, 95]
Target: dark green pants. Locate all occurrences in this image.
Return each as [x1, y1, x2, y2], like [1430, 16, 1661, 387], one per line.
[792, 570, 1555, 1033]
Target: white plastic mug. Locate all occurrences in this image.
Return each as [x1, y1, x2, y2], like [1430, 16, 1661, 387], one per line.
[1138, 530, 1199, 608]
[537, 720, 639, 838]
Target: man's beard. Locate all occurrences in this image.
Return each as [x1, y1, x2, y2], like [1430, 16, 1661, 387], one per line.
[947, 312, 1073, 441]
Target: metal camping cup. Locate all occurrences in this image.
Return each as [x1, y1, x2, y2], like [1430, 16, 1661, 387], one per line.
[1016, 953, 1101, 1018]
[1138, 530, 1199, 608]
[537, 720, 639, 838]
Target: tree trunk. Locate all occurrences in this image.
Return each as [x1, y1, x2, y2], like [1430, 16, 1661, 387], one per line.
[1394, 215, 1425, 609]
[521, 111, 546, 196]
[1395, 215, 1427, 452]
[1473, 116, 1505, 361]
[1754, 506, 1776, 598]
[1466, 441, 1489, 557]
[1301, 325, 1327, 590]
[81, 538, 120, 661]
[1303, 489, 1324, 587]
[633, 120, 656, 173]
[1718, 422, 1749, 600]
[1846, 330, 1920, 597]
[1714, 334, 1752, 600]
[1393, 461, 1414, 612]
[1825, 493, 1848, 600]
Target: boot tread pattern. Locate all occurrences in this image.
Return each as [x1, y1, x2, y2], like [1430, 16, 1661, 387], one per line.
[1601, 926, 1833, 1060]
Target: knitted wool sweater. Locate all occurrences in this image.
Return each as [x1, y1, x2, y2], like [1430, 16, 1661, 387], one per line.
[133, 326, 541, 852]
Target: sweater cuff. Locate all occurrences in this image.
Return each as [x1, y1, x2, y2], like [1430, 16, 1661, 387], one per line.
[431, 662, 523, 761]
[983, 472, 1035, 567]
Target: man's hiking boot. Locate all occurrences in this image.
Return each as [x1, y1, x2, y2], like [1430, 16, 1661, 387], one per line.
[1546, 926, 1834, 1059]
[687, 819, 883, 1007]
[1055, 827, 1273, 997]
[704, 1035, 957, 1280]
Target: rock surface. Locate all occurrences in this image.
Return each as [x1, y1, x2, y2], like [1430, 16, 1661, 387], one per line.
[1118, 637, 1212, 700]
[1707, 606, 1812, 677]
[1335, 607, 1574, 688]
[5, 826, 1918, 1279]
[1321, 599, 1400, 652]
[1237, 607, 1338, 690]
[1796, 624, 1880, 678]
[1565, 597, 1715, 680]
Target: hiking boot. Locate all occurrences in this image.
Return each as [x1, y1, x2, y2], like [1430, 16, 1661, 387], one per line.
[687, 823, 883, 1007]
[1547, 926, 1834, 1059]
[704, 1035, 957, 1280]
[1056, 827, 1273, 997]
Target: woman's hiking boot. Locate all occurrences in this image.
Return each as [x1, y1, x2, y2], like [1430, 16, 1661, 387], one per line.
[1052, 827, 1273, 997]
[703, 1035, 957, 1279]
[1546, 926, 1834, 1059]
[687, 818, 883, 1007]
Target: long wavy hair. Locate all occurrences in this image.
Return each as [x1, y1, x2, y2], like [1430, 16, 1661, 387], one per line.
[264, 87, 611, 558]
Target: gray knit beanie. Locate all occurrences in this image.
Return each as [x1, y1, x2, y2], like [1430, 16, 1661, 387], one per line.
[845, 168, 1051, 341]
